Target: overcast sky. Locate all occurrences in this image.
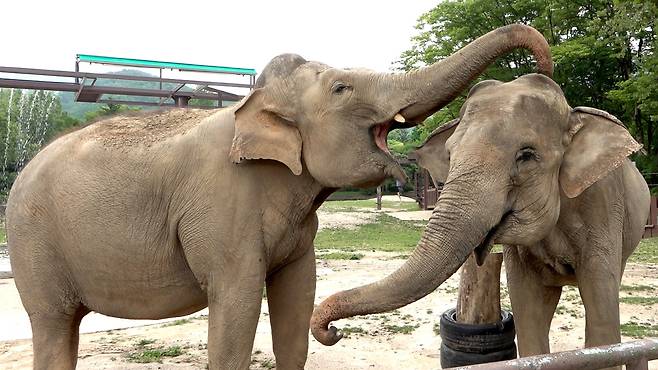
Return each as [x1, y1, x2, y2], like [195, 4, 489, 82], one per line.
[4, 0, 438, 90]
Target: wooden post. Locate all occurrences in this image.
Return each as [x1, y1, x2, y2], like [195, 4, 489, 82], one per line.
[456, 252, 504, 324]
[376, 186, 382, 210]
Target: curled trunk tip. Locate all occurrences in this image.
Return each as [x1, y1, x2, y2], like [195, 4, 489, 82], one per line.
[311, 296, 344, 345]
[498, 24, 553, 77]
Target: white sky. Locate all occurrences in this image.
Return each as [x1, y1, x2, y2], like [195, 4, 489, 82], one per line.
[3, 0, 438, 93]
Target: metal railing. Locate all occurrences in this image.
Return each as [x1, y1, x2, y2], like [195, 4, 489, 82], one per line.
[446, 339, 658, 370]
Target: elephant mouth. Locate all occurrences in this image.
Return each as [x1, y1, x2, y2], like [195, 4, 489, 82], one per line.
[372, 113, 414, 156]
[473, 210, 513, 265]
[373, 122, 393, 154]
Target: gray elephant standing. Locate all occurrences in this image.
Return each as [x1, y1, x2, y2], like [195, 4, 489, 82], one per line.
[7, 25, 552, 370]
[311, 74, 650, 369]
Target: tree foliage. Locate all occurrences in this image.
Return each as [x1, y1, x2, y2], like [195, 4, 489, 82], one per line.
[396, 0, 657, 176]
[0, 89, 79, 199]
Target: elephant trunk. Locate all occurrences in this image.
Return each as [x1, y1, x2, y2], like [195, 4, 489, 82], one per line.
[311, 172, 507, 346]
[394, 24, 552, 123]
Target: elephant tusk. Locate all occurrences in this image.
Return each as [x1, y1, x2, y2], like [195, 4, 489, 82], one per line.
[393, 113, 406, 123]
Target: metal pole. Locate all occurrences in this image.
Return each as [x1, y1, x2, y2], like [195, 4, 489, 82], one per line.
[447, 339, 658, 370]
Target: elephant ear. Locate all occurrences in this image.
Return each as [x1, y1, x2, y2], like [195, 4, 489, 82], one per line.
[559, 107, 642, 198]
[409, 119, 460, 187]
[229, 88, 303, 175]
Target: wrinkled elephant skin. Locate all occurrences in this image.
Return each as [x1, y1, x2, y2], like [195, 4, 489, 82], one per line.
[8, 24, 553, 370]
[312, 74, 650, 370]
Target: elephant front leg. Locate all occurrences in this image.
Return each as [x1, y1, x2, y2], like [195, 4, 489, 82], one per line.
[504, 247, 562, 356]
[576, 254, 622, 370]
[207, 255, 266, 370]
[266, 247, 316, 370]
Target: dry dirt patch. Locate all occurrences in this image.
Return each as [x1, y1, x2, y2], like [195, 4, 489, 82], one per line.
[2, 254, 657, 369]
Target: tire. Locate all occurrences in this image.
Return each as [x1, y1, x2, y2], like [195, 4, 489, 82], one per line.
[441, 342, 517, 368]
[439, 308, 517, 368]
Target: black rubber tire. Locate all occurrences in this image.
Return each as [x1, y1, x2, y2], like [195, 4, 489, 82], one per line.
[440, 308, 516, 353]
[439, 308, 517, 368]
[441, 342, 517, 368]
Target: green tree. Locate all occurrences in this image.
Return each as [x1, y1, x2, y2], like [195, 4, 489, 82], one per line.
[397, 0, 657, 178]
[0, 89, 80, 199]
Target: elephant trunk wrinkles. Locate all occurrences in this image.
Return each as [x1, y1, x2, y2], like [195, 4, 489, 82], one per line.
[395, 24, 552, 123]
[311, 176, 506, 346]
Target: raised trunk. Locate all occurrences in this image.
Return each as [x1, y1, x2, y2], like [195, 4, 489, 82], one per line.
[395, 24, 552, 123]
[311, 178, 506, 345]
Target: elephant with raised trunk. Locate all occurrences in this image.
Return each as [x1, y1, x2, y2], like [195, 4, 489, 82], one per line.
[311, 74, 650, 369]
[8, 25, 551, 370]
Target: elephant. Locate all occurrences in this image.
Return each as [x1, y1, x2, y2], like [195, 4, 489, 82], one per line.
[311, 73, 650, 367]
[7, 24, 553, 370]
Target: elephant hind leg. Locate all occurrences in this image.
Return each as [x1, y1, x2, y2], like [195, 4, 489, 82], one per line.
[29, 304, 89, 370]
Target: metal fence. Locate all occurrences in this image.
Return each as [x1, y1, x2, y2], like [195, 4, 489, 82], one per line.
[446, 339, 658, 370]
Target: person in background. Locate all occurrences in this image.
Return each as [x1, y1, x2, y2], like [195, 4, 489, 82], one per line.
[396, 179, 404, 202]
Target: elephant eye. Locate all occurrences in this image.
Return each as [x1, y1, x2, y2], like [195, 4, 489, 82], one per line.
[516, 147, 538, 162]
[331, 81, 351, 95]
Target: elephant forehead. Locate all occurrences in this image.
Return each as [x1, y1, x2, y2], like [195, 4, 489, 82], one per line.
[299, 61, 331, 74]
[458, 97, 565, 149]
[467, 88, 567, 123]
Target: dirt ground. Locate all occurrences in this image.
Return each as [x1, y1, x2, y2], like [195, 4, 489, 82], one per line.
[1, 202, 657, 369]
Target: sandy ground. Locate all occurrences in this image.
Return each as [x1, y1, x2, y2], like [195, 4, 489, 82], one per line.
[1, 205, 657, 369]
[2, 257, 657, 369]
[317, 196, 431, 229]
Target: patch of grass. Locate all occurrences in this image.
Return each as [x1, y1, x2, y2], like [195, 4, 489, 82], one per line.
[433, 322, 441, 335]
[387, 254, 410, 260]
[621, 322, 658, 338]
[136, 339, 156, 347]
[629, 237, 658, 264]
[259, 359, 275, 369]
[320, 199, 420, 212]
[127, 346, 184, 363]
[620, 285, 656, 292]
[341, 325, 367, 337]
[315, 214, 424, 252]
[163, 318, 193, 327]
[441, 286, 458, 294]
[326, 190, 374, 200]
[383, 323, 419, 334]
[0, 227, 5, 244]
[620, 297, 658, 305]
[317, 252, 365, 260]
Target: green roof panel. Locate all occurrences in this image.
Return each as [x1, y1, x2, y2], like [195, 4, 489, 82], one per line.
[77, 54, 256, 75]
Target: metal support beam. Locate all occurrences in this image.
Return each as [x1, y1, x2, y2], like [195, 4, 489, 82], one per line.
[0, 78, 243, 102]
[0, 66, 254, 89]
[0, 64, 253, 109]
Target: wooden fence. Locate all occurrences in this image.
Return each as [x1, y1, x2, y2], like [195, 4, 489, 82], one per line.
[644, 195, 658, 238]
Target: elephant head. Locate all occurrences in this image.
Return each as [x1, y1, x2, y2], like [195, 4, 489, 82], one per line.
[310, 73, 642, 345]
[230, 24, 553, 188]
